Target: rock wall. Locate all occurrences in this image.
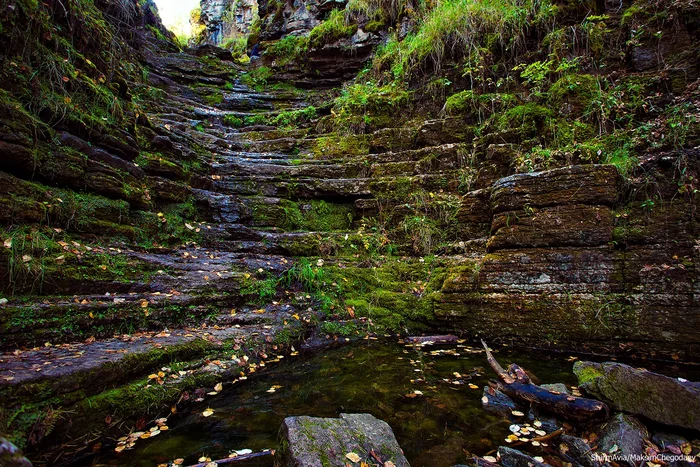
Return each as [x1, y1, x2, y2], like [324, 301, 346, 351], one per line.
[195, 0, 257, 45]
[436, 158, 700, 361]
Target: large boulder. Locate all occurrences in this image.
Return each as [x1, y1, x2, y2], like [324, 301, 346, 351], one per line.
[277, 413, 410, 467]
[574, 361, 700, 430]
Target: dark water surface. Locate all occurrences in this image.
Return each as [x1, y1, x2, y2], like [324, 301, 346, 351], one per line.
[95, 339, 699, 467]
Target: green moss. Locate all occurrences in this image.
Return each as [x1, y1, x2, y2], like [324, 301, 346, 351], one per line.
[313, 134, 371, 159]
[548, 74, 600, 111]
[572, 361, 603, 385]
[308, 9, 358, 48]
[272, 106, 318, 127]
[445, 90, 517, 120]
[253, 199, 353, 232]
[307, 259, 449, 333]
[363, 19, 386, 33]
[241, 66, 273, 88]
[264, 36, 308, 67]
[499, 104, 554, 136]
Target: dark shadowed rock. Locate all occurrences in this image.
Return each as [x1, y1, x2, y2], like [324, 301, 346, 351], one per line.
[596, 413, 649, 466]
[278, 413, 410, 467]
[574, 361, 700, 430]
[482, 386, 519, 415]
[0, 437, 32, 467]
[651, 432, 688, 450]
[559, 434, 601, 467]
[498, 446, 551, 467]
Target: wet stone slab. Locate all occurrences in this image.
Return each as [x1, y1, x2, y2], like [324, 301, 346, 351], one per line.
[278, 413, 410, 467]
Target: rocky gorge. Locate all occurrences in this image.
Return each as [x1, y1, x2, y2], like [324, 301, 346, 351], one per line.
[0, 0, 698, 464]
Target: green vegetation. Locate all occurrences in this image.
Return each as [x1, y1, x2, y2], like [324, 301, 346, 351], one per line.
[308, 9, 358, 48]
[241, 66, 273, 88]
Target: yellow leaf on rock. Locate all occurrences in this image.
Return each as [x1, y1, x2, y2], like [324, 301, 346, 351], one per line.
[345, 452, 361, 463]
[173, 459, 184, 465]
[384, 462, 397, 467]
[202, 408, 214, 417]
[214, 382, 223, 392]
[141, 300, 149, 308]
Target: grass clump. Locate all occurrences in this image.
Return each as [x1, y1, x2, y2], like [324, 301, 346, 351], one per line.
[373, 0, 556, 80]
[445, 90, 517, 121]
[308, 9, 358, 48]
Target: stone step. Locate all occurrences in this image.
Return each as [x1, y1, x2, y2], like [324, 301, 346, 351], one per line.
[211, 176, 372, 198]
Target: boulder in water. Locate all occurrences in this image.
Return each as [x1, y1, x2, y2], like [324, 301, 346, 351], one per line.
[278, 413, 410, 467]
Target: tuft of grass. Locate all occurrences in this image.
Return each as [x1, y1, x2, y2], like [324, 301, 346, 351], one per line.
[308, 9, 358, 48]
[372, 0, 557, 79]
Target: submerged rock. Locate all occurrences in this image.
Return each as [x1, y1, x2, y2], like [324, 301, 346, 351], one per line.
[596, 413, 649, 466]
[497, 446, 551, 467]
[481, 386, 519, 415]
[574, 361, 700, 430]
[278, 413, 410, 467]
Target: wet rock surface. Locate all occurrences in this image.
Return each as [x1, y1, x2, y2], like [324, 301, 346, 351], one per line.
[279, 413, 410, 467]
[497, 447, 551, 467]
[574, 361, 700, 431]
[596, 414, 649, 466]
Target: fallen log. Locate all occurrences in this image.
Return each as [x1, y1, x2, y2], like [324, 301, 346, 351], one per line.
[481, 341, 609, 421]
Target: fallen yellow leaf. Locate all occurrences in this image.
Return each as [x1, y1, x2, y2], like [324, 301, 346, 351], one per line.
[202, 408, 214, 417]
[214, 382, 223, 392]
[346, 452, 361, 463]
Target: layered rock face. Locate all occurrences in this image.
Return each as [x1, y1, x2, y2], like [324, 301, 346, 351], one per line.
[437, 160, 699, 360]
[197, 0, 257, 45]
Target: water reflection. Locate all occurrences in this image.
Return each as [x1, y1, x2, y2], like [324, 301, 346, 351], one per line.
[97, 340, 696, 467]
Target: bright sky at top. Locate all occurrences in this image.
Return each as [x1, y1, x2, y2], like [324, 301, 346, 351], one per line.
[153, 0, 200, 36]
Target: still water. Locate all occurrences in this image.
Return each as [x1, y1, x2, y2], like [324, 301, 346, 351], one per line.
[96, 339, 693, 467]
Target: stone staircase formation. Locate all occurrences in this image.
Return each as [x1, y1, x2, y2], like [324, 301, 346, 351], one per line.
[0, 31, 698, 459]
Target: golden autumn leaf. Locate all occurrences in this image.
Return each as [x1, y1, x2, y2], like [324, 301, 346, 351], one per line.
[202, 408, 214, 417]
[214, 382, 223, 392]
[345, 452, 361, 463]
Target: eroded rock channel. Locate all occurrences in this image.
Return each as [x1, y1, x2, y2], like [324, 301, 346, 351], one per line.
[0, 0, 699, 464]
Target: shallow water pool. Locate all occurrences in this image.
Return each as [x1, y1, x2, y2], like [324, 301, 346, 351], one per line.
[94, 339, 696, 467]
